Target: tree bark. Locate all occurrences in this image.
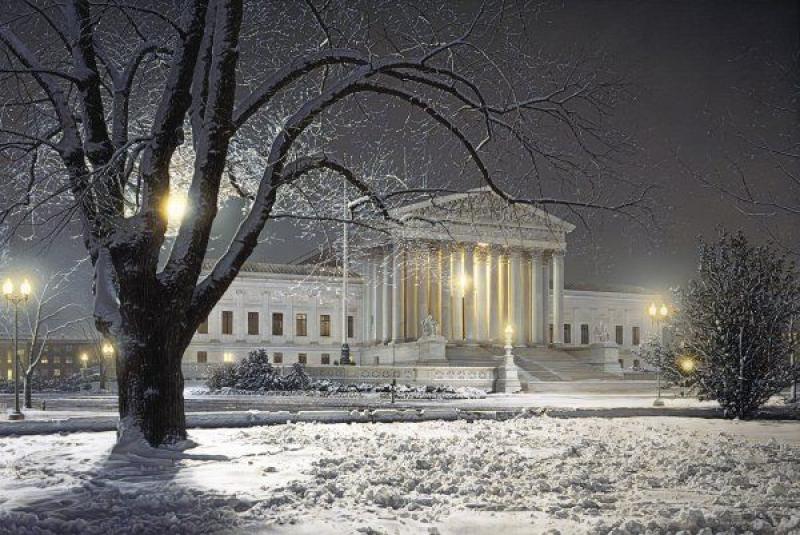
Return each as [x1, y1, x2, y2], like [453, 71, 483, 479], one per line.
[23, 372, 32, 409]
[115, 326, 189, 447]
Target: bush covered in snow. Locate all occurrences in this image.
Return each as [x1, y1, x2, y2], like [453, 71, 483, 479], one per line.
[635, 334, 696, 389]
[0, 371, 90, 393]
[205, 349, 311, 392]
[675, 231, 800, 418]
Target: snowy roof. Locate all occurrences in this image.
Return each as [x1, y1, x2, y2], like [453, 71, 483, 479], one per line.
[201, 260, 360, 279]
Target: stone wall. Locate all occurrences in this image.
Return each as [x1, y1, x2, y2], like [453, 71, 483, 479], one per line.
[182, 362, 497, 391]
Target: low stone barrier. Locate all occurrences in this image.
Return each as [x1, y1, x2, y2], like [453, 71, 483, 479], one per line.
[182, 363, 498, 391]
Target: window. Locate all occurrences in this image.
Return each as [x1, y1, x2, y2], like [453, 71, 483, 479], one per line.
[53, 368, 61, 377]
[197, 351, 208, 364]
[321, 353, 330, 365]
[6, 369, 11, 380]
[222, 311, 234, 335]
[632, 326, 641, 346]
[580, 324, 589, 345]
[65, 357, 73, 364]
[548, 324, 553, 344]
[347, 315, 354, 338]
[223, 352, 235, 363]
[53, 356, 60, 364]
[198, 317, 209, 334]
[248, 312, 259, 335]
[272, 313, 283, 336]
[298, 353, 307, 365]
[296, 313, 308, 336]
[615, 325, 624, 345]
[563, 324, 572, 344]
[319, 314, 331, 337]
[633, 359, 641, 369]
[273, 352, 283, 364]
[618, 358, 625, 369]
[41, 357, 48, 364]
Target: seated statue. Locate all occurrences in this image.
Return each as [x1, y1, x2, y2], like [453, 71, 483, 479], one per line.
[421, 314, 439, 337]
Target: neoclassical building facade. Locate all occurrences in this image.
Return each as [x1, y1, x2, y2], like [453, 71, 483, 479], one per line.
[185, 190, 663, 378]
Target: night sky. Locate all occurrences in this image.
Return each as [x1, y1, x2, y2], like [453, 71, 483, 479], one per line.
[20, 0, 800, 297]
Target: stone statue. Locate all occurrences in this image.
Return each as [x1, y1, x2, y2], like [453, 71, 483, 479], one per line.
[594, 322, 610, 343]
[421, 314, 439, 337]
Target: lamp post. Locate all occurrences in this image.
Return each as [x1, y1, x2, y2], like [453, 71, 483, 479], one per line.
[80, 352, 89, 377]
[101, 342, 114, 390]
[3, 277, 31, 420]
[678, 355, 695, 398]
[504, 324, 514, 358]
[341, 194, 371, 365]
[649, 301, 669, 407]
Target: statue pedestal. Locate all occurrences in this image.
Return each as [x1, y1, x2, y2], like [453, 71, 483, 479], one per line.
[417, 335, 448, 364]
[495, 354, 522, 393]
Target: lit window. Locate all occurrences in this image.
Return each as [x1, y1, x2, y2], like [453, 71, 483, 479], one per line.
[296, 314, 308, 337]
[580, 324, 589, 345]
[248, 312, 259, 335]
[319, 315, 331, 337]
[222, 311, 234, 335]
[53, 368, 61, 377]
[272, 313, 284, 336]
[223, 352, 235, 363]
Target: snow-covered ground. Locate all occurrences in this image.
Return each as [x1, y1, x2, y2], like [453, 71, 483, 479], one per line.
[1, 417, 799, 534]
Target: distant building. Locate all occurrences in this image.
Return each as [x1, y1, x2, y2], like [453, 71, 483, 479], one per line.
[185, 190, 666, 380]
[0, 337, 96, 381]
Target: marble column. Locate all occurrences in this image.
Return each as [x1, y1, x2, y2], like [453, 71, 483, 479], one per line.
[509, 249, 525, 346]
[439, 247, 452, 339]
[370, 260, 379, 343]
[406, 252, 417, 340]
[391, 247, 404, 343]
[382, 252, 391, 343]
[496, 252, 506, 342]
[552, 251, 565, 344]
[418, 249, 429, 337]
[530, 251, 544, 345]
[488, 250, 500, 344]
[463, 246, 476, 344]
[474, 247, 489, 343]
[452, 248, 464, 340]
[542, 253, 551, 343]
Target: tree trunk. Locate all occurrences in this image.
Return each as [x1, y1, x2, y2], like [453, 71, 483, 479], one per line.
[115, 328, 188, 447]
[23, 372, 32, 409]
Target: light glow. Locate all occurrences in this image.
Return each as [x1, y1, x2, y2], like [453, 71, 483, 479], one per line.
[102, 342, 114, 358]
[164, 193, 189, 225]
[20, 279, 31, 297]
[2, 279, 13, 297]
[223, 352, 235, 363]
[648, 303, 657, 317]
[659, 304, 668, 317]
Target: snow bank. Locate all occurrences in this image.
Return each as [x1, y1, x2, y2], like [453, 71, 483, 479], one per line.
[1, 417, 799, 534]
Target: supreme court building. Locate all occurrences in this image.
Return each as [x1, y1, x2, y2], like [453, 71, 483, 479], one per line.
[185, 189, 663, 381]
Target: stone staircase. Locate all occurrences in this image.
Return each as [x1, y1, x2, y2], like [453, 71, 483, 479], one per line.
[445, 344, 621, 386]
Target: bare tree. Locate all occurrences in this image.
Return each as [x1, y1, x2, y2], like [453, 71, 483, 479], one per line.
[0, 0, 650, 446]
[0, 263, 85, 408]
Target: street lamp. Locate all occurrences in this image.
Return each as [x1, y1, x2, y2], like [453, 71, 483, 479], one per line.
[678, 355, 695, 398]
[3, 277, 31, 420]
[341, 194, 371, 365]
[504, 324, 514, 358]
[649, 302, 669, 407]
[101, 342, 114, 390]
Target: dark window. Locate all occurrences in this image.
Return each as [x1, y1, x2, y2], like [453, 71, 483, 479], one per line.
[273, 352, 283, 364]
[632, 326, 641, 346]
[633, 359, 641, 369]
[248, 312, 259, 335]
[563, 324, 572, 344]
[321, 353, 330, 365]
[272, 313, 284, 336]
[319, 314, 331, 337]
[580, 324, 590, 345]
[222, 311, 234, 335]
[197, 351, 208, 364]
[548, 323, 553, 343]
[615, 325, 624, 345]
[198, 317, 209, 334]
[298, 353, 307, 365]
[296, 314, 308, 337]
[347, 315, 354, 338]
[618, 358, 625, 369]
